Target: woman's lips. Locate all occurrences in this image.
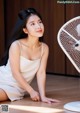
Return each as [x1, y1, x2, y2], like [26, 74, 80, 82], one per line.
[37, 30, 42, 32]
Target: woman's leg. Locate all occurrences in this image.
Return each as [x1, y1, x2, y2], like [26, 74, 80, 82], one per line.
[0, 88, 9, 101]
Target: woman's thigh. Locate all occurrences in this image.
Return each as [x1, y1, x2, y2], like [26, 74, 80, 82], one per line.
[0, 88, 9, 101]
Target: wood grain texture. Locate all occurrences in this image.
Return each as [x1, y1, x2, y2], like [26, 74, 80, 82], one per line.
[0, 74, 80, 113]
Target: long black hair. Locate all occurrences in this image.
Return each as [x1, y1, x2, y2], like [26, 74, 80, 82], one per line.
[0, 8, 43, 65]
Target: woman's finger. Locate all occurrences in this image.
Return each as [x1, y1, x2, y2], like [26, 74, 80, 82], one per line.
[48, 98, 60, 103]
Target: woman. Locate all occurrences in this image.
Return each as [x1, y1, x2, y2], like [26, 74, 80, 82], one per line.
[0, 8, 59, 103]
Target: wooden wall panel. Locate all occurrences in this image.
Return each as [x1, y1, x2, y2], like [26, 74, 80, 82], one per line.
[46, 1, 65, 74]
[0, 0, 5, 59]
[4, 0, 21, 47]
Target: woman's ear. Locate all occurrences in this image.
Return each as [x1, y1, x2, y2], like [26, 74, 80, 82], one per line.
[23, 28, 28, 34]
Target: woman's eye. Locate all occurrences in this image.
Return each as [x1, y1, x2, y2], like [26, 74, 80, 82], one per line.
[39, 21, 42, 23]
[31, 23, 35, 26]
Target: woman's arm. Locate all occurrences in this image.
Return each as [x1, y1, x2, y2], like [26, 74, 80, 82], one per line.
[9, 41, 40, 101]
[36, 44, 48, 98]
[36, 43, 60, 103]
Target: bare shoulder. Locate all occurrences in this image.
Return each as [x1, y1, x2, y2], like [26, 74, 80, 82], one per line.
[9, 40, 20, 54]
[10, 40, 20, 49]
[42, 42, 49, 53]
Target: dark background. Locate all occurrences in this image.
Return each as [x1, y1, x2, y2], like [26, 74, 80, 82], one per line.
[0, 0, 80, 76]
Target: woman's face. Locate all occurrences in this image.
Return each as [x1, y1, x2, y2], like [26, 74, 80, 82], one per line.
[25, 14, 44, 38]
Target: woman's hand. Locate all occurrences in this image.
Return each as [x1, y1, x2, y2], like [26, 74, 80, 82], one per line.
[41, 96, 60, 104]
[30, 89, 40, 101]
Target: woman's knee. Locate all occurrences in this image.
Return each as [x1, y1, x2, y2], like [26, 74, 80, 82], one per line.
[0, 89, 9, 101]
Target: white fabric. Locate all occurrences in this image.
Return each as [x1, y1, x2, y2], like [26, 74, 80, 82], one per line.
[64, 101, 80, 112]
[0, 56, 40, 101]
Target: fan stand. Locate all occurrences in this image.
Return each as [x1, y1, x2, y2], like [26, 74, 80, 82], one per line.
[64, 101, 80, 112]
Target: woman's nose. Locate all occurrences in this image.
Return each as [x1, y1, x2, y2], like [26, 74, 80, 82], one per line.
[36, 23, 41, 28]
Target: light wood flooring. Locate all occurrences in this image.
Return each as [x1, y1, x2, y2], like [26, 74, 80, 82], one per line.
[0, 74, 80, 113]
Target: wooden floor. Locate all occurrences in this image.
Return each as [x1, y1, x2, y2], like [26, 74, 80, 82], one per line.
[0, 74, 80, 113]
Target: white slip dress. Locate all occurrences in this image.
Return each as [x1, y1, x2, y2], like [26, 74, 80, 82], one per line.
[0, 43, 43, 101]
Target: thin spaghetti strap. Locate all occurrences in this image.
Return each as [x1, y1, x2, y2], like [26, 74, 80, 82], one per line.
[18, 41, 22, 55]
[41, 43, 43, 57]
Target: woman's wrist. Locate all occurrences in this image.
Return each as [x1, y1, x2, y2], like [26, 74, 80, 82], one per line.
[40, 94, 46, 99]
[26, 86, 34, 94]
